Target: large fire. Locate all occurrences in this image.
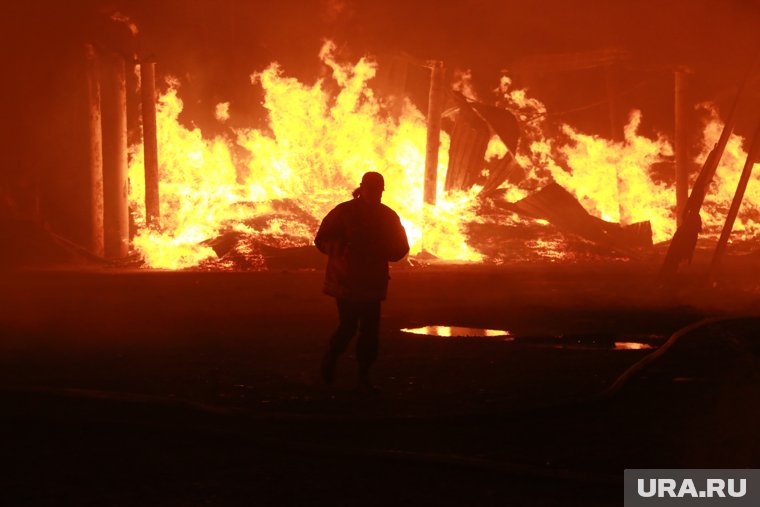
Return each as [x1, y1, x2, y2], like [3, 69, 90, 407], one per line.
[127, 42, 760, 269]
[128, 42, 480, 269]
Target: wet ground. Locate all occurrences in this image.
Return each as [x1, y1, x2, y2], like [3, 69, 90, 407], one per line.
[2, 257, 760, 505]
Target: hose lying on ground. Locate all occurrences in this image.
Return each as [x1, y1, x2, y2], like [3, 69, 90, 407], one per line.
[596, 316, 739, 400]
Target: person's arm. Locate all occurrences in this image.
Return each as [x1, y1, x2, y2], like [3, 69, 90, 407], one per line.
[314, 207, 345, 256]
[385, 212, 410, 262]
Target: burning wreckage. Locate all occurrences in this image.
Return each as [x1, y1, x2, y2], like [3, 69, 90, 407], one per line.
[5, 42, 760, 273]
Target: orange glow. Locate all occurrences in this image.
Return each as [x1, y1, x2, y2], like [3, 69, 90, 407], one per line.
[128, 48, 760, 269]
[215, 102, 230, 122]
[495, 75, 759, 246]
[402, 326, 513, 338]
[496, 77, 675, 241]
[555, 111, 675, 239]
[613, 342, 655, 350]
[108, 11, 139, 35]
[696, 104, 760, 240]
[129, 42, 480, 269]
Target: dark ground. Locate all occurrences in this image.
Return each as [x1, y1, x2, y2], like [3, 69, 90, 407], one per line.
[2, 257, 760, 506]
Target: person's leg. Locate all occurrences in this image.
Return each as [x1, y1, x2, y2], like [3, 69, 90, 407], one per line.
[356, 300, 381, 386]
[322, 298, 359, 384]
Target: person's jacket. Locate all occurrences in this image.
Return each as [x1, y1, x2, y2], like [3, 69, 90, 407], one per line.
[315, 198, 409, 301]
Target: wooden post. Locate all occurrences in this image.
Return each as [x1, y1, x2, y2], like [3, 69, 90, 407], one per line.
[659, 55, 754, 279]
[140, 60, 160, 229]
[101, 53, 130, 258]
[85, 44, 105, 257]
[424, 61, 445, 206]
[674, 67, 691, 227]
[605, 64, 630, 225]
[420, 61, 445, 254]
[708, 117, 760, 279]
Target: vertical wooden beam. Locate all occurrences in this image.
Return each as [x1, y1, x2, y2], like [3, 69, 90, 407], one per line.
[674, 67, 691, 227]
[101, 53, 130, 258]
[140, 60, 160, 229]
[420, 61, 445, 254]
[85, 44, 105, 257]
[660, 56, 754, 280]
[605, 64, 630, 225]
[708, 117, 760, 280]
[424, 61, 445, 206]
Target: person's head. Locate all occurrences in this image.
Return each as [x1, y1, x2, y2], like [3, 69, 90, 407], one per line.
[352, 172, 384, 203]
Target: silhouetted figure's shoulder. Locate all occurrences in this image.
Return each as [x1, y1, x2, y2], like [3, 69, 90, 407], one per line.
[316, 199, 409, 262]
[330, 199, 401, 219]
[378, 202, 402, 220]
[330, 199, 357, 212]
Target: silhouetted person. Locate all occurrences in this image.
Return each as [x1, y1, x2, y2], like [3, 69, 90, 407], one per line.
[315, 172, 409, 389]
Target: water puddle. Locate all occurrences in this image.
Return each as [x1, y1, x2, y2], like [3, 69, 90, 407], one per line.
[613, 342, 655, 350]
[401, 325, 659, 350]
[401, 326, 514, 339]
[541, 340, 656, 351]
[539, 333, 660, 350]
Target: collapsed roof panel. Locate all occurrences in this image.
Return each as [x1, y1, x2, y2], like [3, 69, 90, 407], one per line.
[487, 182, 653, 252]
[446, 92, 520, 193]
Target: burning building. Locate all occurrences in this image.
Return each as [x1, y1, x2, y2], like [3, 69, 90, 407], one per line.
[4, 1, 760, 277]
[3, 2, 760, 505]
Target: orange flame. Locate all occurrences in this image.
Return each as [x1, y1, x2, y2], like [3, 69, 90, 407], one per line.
[129, 42, 480, 269]
[696, 104, 760, 240]
[492, 75, 759, 246]
[556, 111, 675, 241]
[129, 49, 760, 269]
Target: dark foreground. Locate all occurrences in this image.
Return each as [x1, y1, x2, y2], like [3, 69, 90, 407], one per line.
[2, 258, 760, 506]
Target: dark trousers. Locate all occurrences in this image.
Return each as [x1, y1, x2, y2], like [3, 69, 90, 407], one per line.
[326, 298, 381, 373]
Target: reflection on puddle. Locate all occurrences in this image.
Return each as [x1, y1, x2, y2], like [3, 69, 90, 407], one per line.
[614, 342, 655, 350]
[545, 341, 656, 351]
[402, 326, 658, 350]
[402, 326, 513, 339]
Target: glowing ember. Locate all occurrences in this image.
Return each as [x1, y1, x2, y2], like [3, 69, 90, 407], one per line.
[108, 11, 139, 36]
[215, 102, 230, 122]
